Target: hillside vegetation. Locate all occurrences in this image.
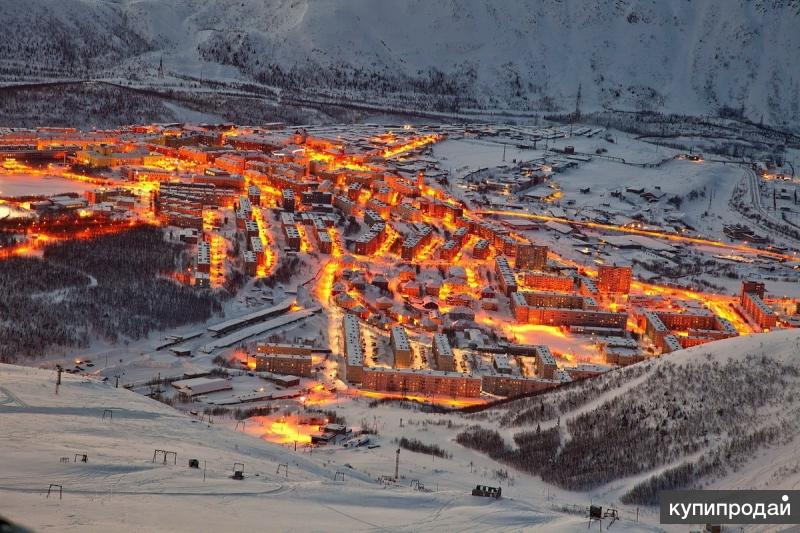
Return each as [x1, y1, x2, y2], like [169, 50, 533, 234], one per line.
[458, 330, 800, 504]
[0, 0, 799, 126]
[0, 226, 221, 362]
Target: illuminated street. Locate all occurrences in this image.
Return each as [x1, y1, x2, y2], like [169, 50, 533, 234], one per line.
[1, 122, 797, 414]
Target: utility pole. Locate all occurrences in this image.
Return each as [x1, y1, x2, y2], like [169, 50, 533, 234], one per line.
[55, 365, 63, 395]
[395, 448, 400, 481]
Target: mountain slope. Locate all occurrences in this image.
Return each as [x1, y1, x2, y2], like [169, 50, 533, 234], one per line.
[0, 363, 561, 532]
[458, 329, 800, 506]
[1, 0, 799, 126]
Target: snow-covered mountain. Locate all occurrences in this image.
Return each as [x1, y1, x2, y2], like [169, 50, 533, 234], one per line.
[461, 328, 800, 507]
[1, 0, 799, 126]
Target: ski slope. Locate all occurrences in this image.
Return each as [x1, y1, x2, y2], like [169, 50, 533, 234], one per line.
[2, 332, 799, 531]
[0, 363, 584, 532]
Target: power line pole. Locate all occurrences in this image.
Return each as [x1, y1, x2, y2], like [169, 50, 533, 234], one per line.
[55, 365, 63, 395]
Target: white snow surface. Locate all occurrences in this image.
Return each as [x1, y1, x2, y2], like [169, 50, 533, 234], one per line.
[0, 363, 596, 532]
[3, 330, 800, 531]
[1, 0, 799, 125]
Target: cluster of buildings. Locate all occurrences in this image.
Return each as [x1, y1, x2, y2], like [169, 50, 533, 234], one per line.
[507, 264, 632, 329]
[330, 308, 617, 399]
[511, 290, 628, 329]
[6, 121, 797, 405]
[632, 298, 739, 354]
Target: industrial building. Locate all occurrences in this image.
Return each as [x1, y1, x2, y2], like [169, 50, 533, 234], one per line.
[171, 377, 232, 397]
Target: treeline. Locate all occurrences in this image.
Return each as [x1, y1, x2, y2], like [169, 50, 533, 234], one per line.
[259, 255, 303, 288]
[497, 363, 650, 427]
[0, 257, 88, 294]
[0, 81, 335, 129]
[0, 8, 149, 75]
[146, 86, 338, 126]
[398, 437, 452, 459]
[43, 224, 185, 281]
[367, 397, 452, 414]
[0, 83, 171, 128]
[196, 34, 477, 113]
[547, 109, 798, 156]
[0, 291, 90, 362]
[621, 424, 784, 504]
[456, 426, 507, 456]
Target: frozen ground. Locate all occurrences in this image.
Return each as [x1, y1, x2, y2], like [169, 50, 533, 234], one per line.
[0, 173, 100, 197]
[463, 329, 800, 531]
[314, 329, 800, 533]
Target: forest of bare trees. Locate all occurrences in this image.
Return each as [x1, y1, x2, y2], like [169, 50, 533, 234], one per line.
[621, 423, 784, 504]
[0, 226, 222, 362]
[458, 354, 800, 495]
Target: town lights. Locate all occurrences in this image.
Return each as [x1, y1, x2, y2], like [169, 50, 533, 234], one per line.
[2, 123, 793, 418]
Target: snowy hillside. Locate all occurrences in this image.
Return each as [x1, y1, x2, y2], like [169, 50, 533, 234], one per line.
[460, 329, 800, 510]
[1, 0, 799, 126]
[1, 336, 799, 531]
[0, 363, 589, 532]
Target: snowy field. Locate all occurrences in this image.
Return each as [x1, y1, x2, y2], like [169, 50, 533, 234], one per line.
[0, 363, 657, 533]
[4, 330, 800, 532]
[433, 138, 542, 179]
[0, 173, 99, 197]
[0, 203, 32, 219]
[1, 122, 798, 531]
[435, 133, 738, 233]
